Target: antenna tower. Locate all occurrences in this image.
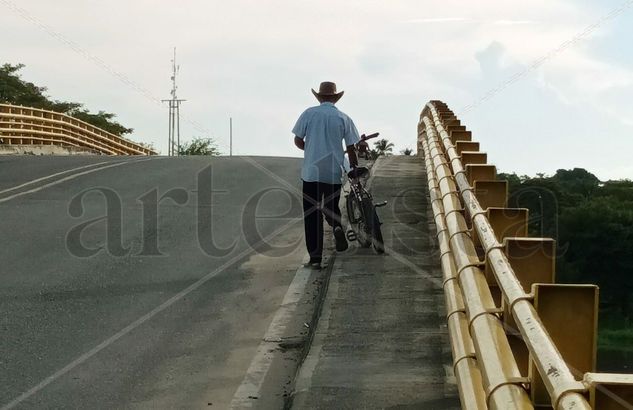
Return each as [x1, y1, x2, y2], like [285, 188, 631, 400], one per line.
[162, 48, 186, 156]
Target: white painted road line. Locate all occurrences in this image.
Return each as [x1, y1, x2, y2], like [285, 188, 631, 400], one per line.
[0, 160, 111, 195]
[230, 262, 316, 409]
[0, 158, 153, 204]
[0, 216, 304, 410]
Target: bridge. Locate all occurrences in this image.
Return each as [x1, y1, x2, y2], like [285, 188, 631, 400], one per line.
[0, 102, 631, 409]
[418, 101, 633, 409]
[0, 104, 156, 155]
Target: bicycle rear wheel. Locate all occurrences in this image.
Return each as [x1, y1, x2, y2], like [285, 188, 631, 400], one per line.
[346, 193, 372, 247]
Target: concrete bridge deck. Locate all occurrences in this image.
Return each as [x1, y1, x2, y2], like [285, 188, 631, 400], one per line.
[0, 153, 466, 409]
[291, 155, 459, 409]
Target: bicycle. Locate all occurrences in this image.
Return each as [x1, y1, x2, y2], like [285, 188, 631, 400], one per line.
[344, 132, 387, 254]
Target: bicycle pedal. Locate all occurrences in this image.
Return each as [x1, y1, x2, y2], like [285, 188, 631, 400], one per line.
[346, 230, 357, 241]
[374, 201, 388, 208]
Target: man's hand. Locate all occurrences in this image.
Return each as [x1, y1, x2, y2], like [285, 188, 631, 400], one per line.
[346, 145, 358, 168]
[294, 136, 305, 150]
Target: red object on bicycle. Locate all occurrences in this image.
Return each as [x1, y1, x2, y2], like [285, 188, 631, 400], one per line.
[356, 132, 379, 160]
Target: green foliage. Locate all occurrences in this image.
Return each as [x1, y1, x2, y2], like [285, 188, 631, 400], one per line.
[552, 168, 600, 199]
[178, 137, 220, 156]
[400, 147, 413, 156]
[138, 141, 157, 153]
[373, 138, 394, 157]
[558, 198, 633, 313]
[0, 63, 133, 136]
[598, 327, 633, 350]
[499, 169, 633, 343]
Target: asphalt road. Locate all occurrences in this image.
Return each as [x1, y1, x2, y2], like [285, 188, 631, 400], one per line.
[0, 155, 307, 409]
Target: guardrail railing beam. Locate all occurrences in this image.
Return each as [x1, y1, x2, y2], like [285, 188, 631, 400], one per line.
[420, 101, 604, 409]
[0, 104, 155, 155]
[421, 119, 533, 409]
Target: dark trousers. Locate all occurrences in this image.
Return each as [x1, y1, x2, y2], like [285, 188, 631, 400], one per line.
[302, 180, 342, 262]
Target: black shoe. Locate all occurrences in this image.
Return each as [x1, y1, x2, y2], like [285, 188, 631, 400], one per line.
[303, 261, 322, 270]
[304, 257, 322, 269]
[334, 226, 348, 252]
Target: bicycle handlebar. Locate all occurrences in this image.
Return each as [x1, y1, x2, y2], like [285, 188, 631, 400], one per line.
[359, 132, 379, 142]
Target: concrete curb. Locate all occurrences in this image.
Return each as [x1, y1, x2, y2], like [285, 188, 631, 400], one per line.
[287, 158, 383, 409]
[229, 254, 336, 409]
[0, 144, 100, 156]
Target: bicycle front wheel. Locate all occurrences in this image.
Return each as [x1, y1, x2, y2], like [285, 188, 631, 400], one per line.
[358, 196, 374, 248]
[371, 210, 385, 254]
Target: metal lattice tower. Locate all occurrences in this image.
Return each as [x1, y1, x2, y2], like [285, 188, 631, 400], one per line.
[162, 48, 186, 156]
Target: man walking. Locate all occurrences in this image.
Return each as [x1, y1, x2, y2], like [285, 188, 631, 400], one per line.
[293, 81, 360, 268]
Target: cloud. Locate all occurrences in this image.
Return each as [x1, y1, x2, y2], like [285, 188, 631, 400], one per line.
[1, 0, 632, 179]
[493, 19, 538, 25]
[402, 17, 471, 24]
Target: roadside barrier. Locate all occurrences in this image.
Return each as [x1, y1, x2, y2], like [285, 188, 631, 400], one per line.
[0, 104, 155, 155]
[419, 100, 633, 409]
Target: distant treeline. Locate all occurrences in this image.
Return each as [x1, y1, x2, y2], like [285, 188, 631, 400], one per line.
[499, 168, 633, 341]
[0, 63, 132, 136]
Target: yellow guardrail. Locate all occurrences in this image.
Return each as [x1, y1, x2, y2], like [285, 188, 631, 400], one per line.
[419, 100, 633, 409]
[0, 104, 156, 155]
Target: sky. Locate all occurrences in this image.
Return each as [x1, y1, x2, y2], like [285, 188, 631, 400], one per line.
[2, 0, 633, 180]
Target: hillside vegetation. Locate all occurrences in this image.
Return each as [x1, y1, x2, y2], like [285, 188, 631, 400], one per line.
[500, 168, 633, 348]
[0, 63, 132, 136]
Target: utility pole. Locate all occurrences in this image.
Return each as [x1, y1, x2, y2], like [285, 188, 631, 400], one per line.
[229, 117, 233, 157]
[162, 48, 186, 156]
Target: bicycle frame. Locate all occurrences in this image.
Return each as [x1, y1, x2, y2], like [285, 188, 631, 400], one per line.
[343, 133, 386, 252]
[346, 175, 372, 224]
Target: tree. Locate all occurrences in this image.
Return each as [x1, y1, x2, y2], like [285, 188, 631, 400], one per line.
[373, 138, 394, 157]
[138, 142, 157, 153]
[558, 198, 633, 318]
[500, 168, 633, 341]
[0, 63, 133, 136]
[0, 63, 50, 107]
[71, 110, 132, 136]
[178, 137, 220, 156]
[367, 149, 379, 160]
[400, 148, 413, 156]
[552, 168, 600, 199]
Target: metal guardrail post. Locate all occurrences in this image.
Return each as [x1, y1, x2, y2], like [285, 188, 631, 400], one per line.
[472, 180, 508, 210]
[529, 284, 599, 406]
[455, 141, 480, 155]
[466, 164, 497, 186]
[584, 373, 633, 408]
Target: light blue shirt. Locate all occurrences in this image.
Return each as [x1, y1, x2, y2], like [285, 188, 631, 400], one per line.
[292, 102, 360, 184]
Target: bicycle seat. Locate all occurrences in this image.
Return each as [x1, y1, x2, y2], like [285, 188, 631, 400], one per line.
[347, 166, 369, 179]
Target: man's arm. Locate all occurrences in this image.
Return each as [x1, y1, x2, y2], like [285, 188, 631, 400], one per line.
[346, 145, 358, 168]
[343, 116, 360, 166]
[294, 136, 304, 150]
